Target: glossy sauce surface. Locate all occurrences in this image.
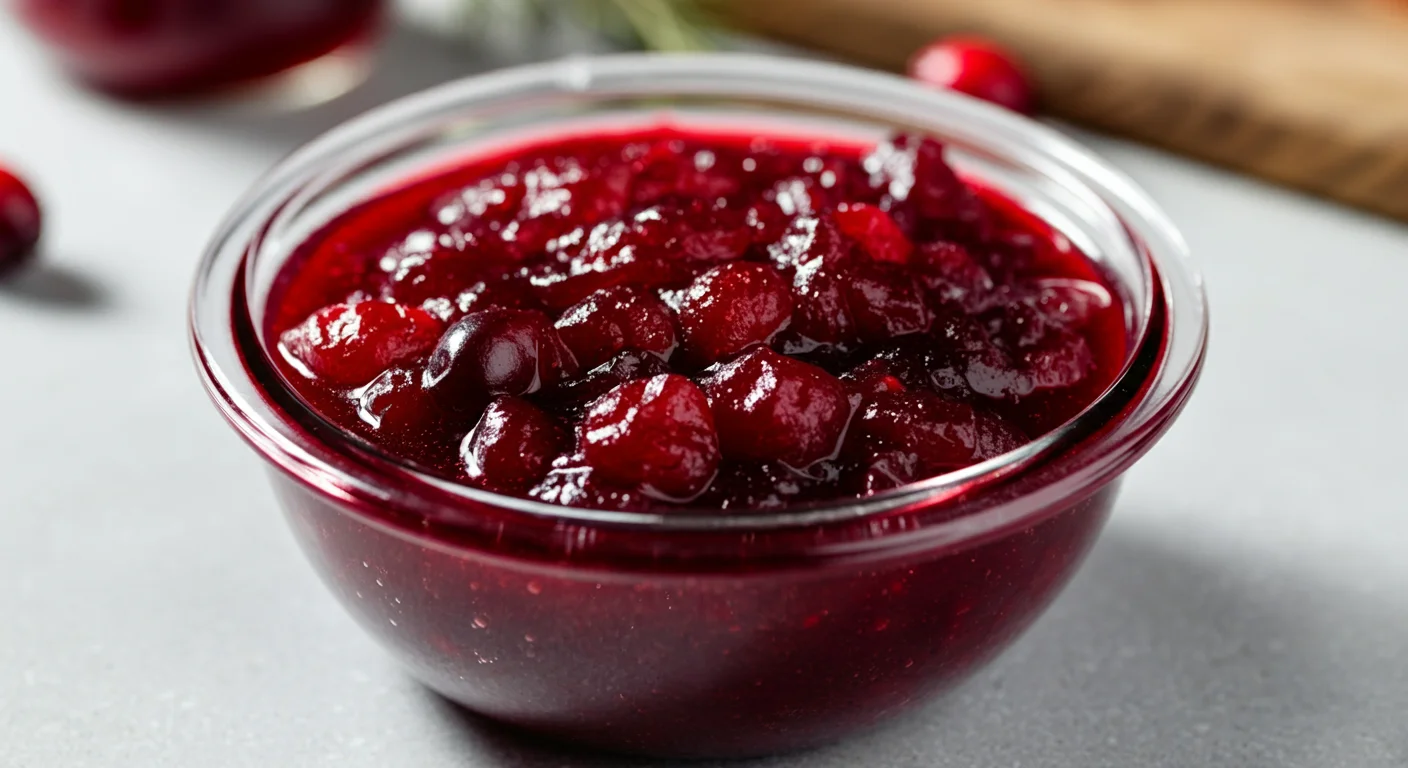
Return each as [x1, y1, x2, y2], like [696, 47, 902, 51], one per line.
[267, 125, 1128, 511]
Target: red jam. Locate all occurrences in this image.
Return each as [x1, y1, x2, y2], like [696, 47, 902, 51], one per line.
[14, 0, 382, 98]
[266, 126, 1127, 511]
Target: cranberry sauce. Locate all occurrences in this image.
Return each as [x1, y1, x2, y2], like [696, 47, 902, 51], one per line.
[15, 0, 381, 98]
[265, 126, 1127, 512]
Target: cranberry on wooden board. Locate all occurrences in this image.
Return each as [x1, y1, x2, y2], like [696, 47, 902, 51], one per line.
[0, 168, 42, 277]
[908, 37, 1036, 115]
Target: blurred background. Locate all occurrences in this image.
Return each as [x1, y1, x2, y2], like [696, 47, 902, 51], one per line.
[1, 2, 1406, 767]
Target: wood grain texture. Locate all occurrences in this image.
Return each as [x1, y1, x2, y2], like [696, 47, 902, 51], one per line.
[718, 0, 1408, 221]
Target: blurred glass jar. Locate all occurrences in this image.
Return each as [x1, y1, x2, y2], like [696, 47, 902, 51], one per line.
[13, 0, 385, 99]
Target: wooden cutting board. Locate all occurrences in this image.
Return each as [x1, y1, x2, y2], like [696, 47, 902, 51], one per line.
[718, 0, 1408, 221]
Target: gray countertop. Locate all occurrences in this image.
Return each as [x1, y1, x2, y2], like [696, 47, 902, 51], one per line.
[2, 16, 1405, 768]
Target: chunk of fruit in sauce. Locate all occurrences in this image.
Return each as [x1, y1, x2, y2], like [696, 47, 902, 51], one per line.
[267, 126, 1126, 510]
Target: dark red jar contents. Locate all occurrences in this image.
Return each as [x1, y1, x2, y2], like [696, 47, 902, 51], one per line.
[266, 125, 1127, 511]
[14, 0, 382, 98]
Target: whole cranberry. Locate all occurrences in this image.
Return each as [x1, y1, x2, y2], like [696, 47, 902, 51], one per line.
[767, 214, 851, 272]
[678, 262, 794, 364]
[772, 216, 861, 348]
[377, 229, 488, 309]
[529, 219, 690, 310]
[634, 201, 753, 265]
[908, 36, 1036, 115]
[462, 396, 567, 494]
[580, 374, 721, 500]
[554, 285, 678, 369]
[422, 306, 578, 412]
[0, 168, 43, 277]
[355, 365, 462, 466]
[440, 276, 541, 322]
[914, 241, 995, 309]
[357, 366, 436, 439]
[864, 135, 977, 228]
[512, 156, 633, 256]
[833, 203, 913, 265]
[630, 139, 744, 205]
[849, 390, 1026, 491]
[698, 347, 851, 469]
[278, 301, 442, 387]
[843, 261, 932, 343]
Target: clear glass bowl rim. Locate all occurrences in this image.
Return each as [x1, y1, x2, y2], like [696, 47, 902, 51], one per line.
[190, 52, 1208, 546]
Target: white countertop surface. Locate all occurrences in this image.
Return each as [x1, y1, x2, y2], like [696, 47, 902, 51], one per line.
[2, 15, 1406, 768]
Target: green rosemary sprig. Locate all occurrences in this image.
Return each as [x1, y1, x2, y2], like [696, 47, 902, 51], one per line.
[454, 0, 722, 51]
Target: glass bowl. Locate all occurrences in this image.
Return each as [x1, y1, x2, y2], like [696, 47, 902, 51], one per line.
[190, 53, 1207, 758]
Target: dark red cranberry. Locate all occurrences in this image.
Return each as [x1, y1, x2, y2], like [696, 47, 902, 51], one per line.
[356, 366, 442, 444]
[657, 200, 753, 264]
[864, 135, 988, 238]
[678, 263, 794, 364]
[908, 37, 1036, 115]
[511, 156, 633, 256]
[772, 216, 861, 348]
[1018, 328, 1096, 391]
[699, 347, 851, 468]
[631, 140, 744, 205]
[422, 306, 577, 412]
[529, 219, 690, 310]
[528, 454, 652, 511]
[1025, 278, 1113, 330]
[0, 168, 42, 277]
[849, 390, 1026, 491]
[744, 199, 789, 247]
[790, 257, 860, 349]
[960, 324, 1092, 401]
[431, 173, 524, 231]
[580, 374, 720, 500]
[865, 337, 968, 401]
[438, 275, 541, 322]
[766, 177, 824, 217]
[462, 396, 567, 494]
[539, 348, 674, 417]
[278, 302, 442, 386]
[984, 299, 1051, 349]
[377, 229, 488, 309]
[767, 214, 851, 272]
[843, 262, 932, 343]
[554, 286, 679, 369]
[914, 241, 995, 308]
[833, 203, 913, 265]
